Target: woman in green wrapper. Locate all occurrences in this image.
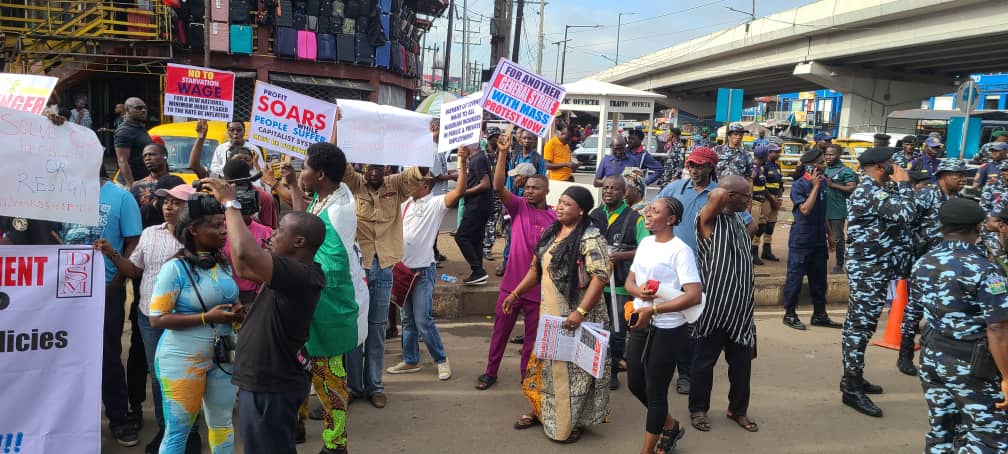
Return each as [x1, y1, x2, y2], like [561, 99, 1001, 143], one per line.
[284, 142, 368, 454]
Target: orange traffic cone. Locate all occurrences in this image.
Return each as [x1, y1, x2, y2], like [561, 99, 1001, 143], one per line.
[872, 279, 919, 350]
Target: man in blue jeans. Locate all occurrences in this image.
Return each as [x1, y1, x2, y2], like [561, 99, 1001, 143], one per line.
[342, 162, 428, 408]
[386, 149, 468, 379]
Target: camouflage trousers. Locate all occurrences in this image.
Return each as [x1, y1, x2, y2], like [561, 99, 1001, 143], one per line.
[841, 274, 889, 376]
[919, 347, 1008, 453]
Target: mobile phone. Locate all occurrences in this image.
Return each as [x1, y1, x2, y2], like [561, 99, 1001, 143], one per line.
[628, 312, 640, 326]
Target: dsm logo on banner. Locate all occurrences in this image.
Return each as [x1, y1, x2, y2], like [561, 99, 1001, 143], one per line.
[0, 246, 104, 454]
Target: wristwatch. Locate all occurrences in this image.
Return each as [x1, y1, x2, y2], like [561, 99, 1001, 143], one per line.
[224, 200, 243, 211]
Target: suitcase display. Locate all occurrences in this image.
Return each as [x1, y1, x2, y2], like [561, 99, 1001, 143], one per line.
[274, 0, 294, 26]
[336, 33, 355, 62]
[229, 0, 251, 23]
[185, 0, 205, 21]
[355, 14, 368, 34]
[389, 41, 401, 72]
[293, 12, 307, 29]
[211, 0, 228, 22]
[208, 21, 229, 52]
[305, 0, 320, 14]
[187, 22, 205, 49]
[341, 17, 355, 34]
[297, 30, 318, 60]
[274, 26, 298, 57]
[307, 15, 317, 30]
[398, 42, 406, 72]
[331, 0, 344, 15]
[317, 33, 337, 61]
[316, 16, 332, 33]
[354, 32, 373, 65]
[377, 0, 390, 14]
[229, 24, 253, 54]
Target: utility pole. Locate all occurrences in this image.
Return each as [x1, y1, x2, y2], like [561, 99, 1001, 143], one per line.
[552, 39, 566, 82]
[454, 9, 481, 93]
[203, 0, 211, 67]
[443, 0, 454, 90]
[535, 0, 545, 73]
[489, 0, 512, 67]
[615, 12, 634, 65]
[511, 0, 525, 62]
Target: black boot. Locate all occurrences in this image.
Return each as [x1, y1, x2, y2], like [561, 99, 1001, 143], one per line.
[751, 245, 764, 265]
[897, 336, 918, 376]
[761, 243, 780, 262]
[810, 310, 843, 328]
[841, 374, 883, 417]
[861, 377, 884, 394]
[832, 247, 845, 274]
[783, 310, 806, 330]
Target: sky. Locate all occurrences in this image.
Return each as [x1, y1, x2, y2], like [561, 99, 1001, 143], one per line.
[420, 0, 814, 86]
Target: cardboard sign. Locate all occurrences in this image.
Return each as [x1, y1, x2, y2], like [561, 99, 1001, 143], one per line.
[0, 246, 105, 454]
[0, 73, 58, 115]
[480, 59, 565, 137]
[248, 81, 338, 159]
[0, 107, 102, 225]
[437, 93, 482, 153]
[163, 64, 235, 122]
[336, 99, 434, 167]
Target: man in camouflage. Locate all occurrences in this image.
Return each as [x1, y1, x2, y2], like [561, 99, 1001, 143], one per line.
[715, 122, 753, 180]
[971, 129, 1008, 166]
[840, 147, 918, 417]
[892, 135, 919, 168]
[909, 197, 1008, 453]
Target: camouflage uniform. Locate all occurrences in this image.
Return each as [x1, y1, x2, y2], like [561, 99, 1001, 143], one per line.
[842, 177, 917, 376]
[891, 150, 918, 168]
[910, 240, 1008, 453]
[980, 180, 1008, 216]
[657, 141, 685, 186]
[902, 186, 959, 340]
[714, 144, 753, 179]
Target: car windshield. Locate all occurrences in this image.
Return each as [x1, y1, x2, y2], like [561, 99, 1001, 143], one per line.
[783, 144, 804, 156]
[579, 136, 598, 150]
[163, 136, 217, 172]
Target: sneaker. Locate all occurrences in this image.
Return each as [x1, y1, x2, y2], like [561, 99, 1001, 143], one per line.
[127, 406, 143, 431]
[485, 250, 495, 261]
[112, 424, 139, 447]
[464, 271, 488, 285]
[437, 360, 452, 380]
[386, 361, 422, 374]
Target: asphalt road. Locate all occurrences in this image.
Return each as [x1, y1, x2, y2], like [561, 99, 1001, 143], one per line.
[103, 308, 930, 454]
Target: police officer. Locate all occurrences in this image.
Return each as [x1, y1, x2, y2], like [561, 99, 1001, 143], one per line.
[892, 135, 918, 168]
[715, 123, 752, 180]
[975, 142, 1008, 192]
[910, 137, 944, 183]
[760, 143, 784, 262]
[898, 159, 969, 376]
[782, 148, 844, 330]
[750, 146, 769, 265]
[873, 132, 892, 149]
[841, 147, 917, 417]
[972, 129, 1008, 165]
[909, 198, 1008, 453]
[814, 132, 832, 153]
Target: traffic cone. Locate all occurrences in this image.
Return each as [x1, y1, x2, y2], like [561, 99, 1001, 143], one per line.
[872, 279, 919, 350]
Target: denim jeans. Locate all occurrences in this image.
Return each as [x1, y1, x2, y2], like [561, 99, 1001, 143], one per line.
[137, 312, 165, 429]
[346, 256, 392, 396]
[401, 264, 447, 365]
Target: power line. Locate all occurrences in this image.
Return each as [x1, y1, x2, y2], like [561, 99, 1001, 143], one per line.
[543, 0, 726, 36]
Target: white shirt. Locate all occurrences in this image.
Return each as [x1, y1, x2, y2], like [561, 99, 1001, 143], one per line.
[128, 223, 182, 316]
[209, 141, 264, 178]
[401, 193, 449, 268]
[629, 235, 702, 329]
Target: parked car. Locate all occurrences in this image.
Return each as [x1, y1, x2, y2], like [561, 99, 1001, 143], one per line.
[573, 135, 600, 171]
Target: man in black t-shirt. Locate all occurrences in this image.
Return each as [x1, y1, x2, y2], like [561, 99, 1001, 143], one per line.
[114, 97, 153, 186]
[200, 178, 326, 454]
[454, 143, 493, 285]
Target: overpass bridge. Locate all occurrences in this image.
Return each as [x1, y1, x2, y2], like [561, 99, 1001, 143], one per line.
[591, 0, 1008, 136]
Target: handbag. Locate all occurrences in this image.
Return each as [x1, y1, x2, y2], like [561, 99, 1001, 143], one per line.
[390, 261, 419, 307]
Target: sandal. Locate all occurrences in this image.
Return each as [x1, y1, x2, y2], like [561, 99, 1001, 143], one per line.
[513, 414, 539, 430]
[558, 426, 584, 444]
[495, 266, 505, 277]
[475, 374, 497, 390]
[617, 359, 628, 372]
[726, 413, 758, 432]
[655, 420, 685, 454]
[690, 412, 711, 432]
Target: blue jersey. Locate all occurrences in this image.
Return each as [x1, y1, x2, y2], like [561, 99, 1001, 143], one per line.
[789, 175, 828, 248]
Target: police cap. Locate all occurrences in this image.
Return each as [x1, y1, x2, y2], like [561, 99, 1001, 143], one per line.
[873, 133, 891, 141]
[990, 142, 1008, 152]
[936, 158, 968, 175]
[800, 148, 824, 164]
[901, 135, 917, 144]
[939, 198, 985, 228]
[908, 170, 932, 183]
[857, 147, 893, 166]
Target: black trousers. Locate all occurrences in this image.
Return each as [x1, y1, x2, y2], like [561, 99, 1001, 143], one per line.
[688, 329, 753, 417]
[455, 200, 490, 273]
[782, 247, 828, 312]
[677, 326, 695, 382]
[627, 325, 688, 434]
[126, 280, 147, 409]
[238, 387, 308, 454]
[103, 284, 130, 428]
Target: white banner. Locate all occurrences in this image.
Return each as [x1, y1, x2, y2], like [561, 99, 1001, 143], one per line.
[437, 93, 483, 153]
[0, 73, 58, 115]
[0, 246, 105, 454]
[248, 81, 338, 159]
[0, 107, 102, 225]
[336, 99, 434, 167]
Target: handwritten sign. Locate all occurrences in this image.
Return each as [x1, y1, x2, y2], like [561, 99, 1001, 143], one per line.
[480, 58, 565, 138]
[0, 106, 102, 225]
[336, 99, 434, 167]
[164, 64, 235, 122]
[437, 93, 482, 153]
[0, 73, 58, 115]
[248, 81, 338, 159]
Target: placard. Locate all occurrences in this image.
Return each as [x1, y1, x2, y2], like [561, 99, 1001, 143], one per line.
[163, 64, 235, 122]
[480, 58, 565, 138]
[0, 246, 105, 454]
[534, 314, 609, 378]
[0, 106, 102, 225]
[437, 93, 482, 153]
[336, 99, 434, 167]
[248, 81, 338, 159]
[0, 73, 58, 115]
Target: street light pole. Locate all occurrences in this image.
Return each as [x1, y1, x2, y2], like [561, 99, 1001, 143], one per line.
[615, 12, 634, 65]
[552, 39, 567, 82]
[560, 24, 600, 84]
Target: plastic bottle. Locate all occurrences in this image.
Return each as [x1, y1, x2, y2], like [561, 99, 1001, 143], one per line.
[440, 274, 458, 283]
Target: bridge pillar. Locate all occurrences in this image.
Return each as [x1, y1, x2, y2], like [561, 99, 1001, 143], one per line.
[793, 62, 953, 137]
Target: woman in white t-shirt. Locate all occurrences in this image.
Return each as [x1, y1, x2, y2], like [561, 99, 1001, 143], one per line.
[624, 196, 703, 454]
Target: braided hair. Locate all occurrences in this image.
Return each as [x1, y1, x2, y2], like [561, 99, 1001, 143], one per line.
[656, 196, 685, 227]
[535, 186, 600, 303]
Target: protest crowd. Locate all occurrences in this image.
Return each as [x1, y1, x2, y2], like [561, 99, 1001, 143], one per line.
[5, 73, 1008, 454]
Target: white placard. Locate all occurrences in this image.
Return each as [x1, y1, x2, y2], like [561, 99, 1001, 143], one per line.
[248, 81, 338, 159]
[0, 107, 102, 225]
[437, 93, 483, 153]
[336, 99, 434, 167]
[0, 73, 58, 115]
[0, 246, 105, 454]
[480, 58, 566, 138]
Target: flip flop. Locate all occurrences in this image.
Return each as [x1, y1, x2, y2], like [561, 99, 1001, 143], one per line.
[726, 413, 758, 432]
[690, 412, 711, 432]
[557, 426, 584, 444]
[475, 374, 497, 390]
[513, 414, 539, 430]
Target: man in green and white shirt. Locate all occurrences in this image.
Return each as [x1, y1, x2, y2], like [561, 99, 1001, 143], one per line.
[824, 144, 858, 273]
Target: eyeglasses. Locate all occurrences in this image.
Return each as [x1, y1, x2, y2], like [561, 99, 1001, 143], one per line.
[131, 105, 147, 111]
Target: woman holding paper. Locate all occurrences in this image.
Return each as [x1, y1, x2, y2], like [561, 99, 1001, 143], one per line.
[624, 196, 703, 454]
[503, 186, 611, 443]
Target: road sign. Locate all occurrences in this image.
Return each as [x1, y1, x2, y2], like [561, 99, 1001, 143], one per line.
[954, 80, 980, 113]
[947, 116, 983, 160]
[715, 88, 743, 123]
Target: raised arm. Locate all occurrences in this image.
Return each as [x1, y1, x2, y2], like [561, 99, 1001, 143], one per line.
[188, 120, 210, 179]
[444, 147, 468, 208]
[492, 143, 514, 205]
[698, 188, 731, 240]
[201, 178, 275, 284]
